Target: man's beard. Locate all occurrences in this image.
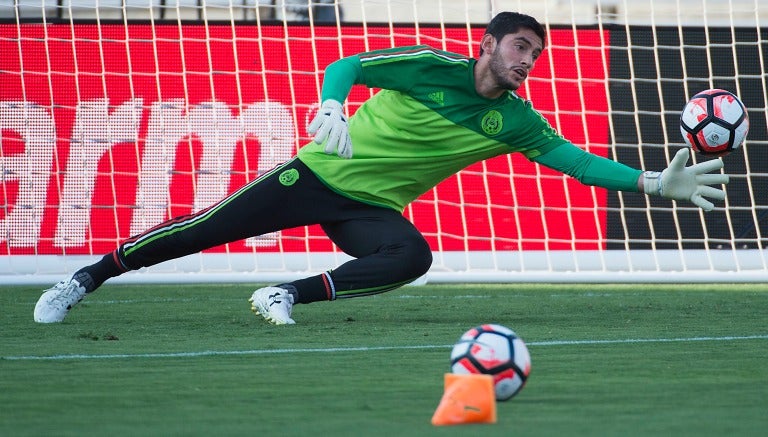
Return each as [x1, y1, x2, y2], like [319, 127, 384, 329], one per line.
[488, 49, 520, 91]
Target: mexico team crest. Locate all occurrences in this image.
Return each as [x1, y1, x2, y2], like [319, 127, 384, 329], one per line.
[279, 168, 300, 186]
[481, 110, 503, 136]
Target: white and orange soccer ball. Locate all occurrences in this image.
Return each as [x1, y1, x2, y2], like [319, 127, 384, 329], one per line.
[450, 324, 531, 401]
[680, 88, 749, 157]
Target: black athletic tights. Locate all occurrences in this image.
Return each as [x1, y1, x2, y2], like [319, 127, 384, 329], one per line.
[112, 158, 433, 304]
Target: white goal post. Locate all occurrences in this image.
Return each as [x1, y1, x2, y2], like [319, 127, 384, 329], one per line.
[1, 1, 766, 284]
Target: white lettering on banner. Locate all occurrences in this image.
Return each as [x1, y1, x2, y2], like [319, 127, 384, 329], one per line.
[190, 101, 241, 214]
[55, 99, 144, 246]
[130, 99, 187, 235]
[239, 102, 295, 248]
[0, 99, 296, 248]
[0, 101, 57, 247]
[130, 100, 296, 247]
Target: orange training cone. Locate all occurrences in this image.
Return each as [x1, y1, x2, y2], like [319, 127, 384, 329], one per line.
[431, 373, 497, 426]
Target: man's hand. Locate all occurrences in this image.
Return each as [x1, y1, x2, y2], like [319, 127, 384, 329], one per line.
[307, 100, 352, 159]
[643, 148, 729, 211]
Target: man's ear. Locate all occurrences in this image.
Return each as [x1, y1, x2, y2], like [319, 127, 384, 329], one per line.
[480, 34, 496, 56]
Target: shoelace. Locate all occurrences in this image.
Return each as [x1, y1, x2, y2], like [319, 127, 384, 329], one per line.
[49, 282, 83, 308]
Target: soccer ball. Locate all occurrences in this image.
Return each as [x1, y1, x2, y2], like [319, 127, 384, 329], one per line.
[450, 324, 531, 401]
[680, 88, 749, 157]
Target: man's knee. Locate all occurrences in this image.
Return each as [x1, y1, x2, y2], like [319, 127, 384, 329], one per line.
[387, 235, 432, 278]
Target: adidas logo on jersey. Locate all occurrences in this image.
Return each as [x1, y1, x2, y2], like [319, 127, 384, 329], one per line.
[427, 91, 445, 106]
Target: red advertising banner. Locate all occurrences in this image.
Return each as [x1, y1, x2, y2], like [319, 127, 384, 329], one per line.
[0, 23, 609, 256]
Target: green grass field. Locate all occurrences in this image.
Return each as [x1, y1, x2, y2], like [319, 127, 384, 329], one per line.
[2, 283, 767, 436]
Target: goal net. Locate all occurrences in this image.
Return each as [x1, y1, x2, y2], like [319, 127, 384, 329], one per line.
[1, 0, 766, 284]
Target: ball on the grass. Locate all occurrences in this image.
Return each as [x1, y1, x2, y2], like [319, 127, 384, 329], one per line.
[450, 323, 531, 401]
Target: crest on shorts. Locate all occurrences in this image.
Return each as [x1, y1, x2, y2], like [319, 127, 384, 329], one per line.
[481, 110, 503, 136]
[279, 168, 299, 186]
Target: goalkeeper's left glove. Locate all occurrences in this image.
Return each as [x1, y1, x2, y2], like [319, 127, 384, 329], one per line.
[307, 99, 353, 159]
[642, 148, 729, 211]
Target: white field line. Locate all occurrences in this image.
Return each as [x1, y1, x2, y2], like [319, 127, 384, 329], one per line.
[11, 295, 494, 306]
[14, 293, 657, 306]
[3, 335, 767, 361]
[19, 289, 743, 307]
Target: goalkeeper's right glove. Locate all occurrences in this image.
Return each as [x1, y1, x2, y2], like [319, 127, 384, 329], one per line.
[307, 100, 353, 159]
[642, 148, 729, 211]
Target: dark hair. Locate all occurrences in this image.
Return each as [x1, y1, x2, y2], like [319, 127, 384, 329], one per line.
[480, 12, 546, 55]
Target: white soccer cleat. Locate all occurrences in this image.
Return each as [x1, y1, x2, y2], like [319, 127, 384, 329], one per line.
[33, 278, 87, 323]
[249, 286, 295, 325]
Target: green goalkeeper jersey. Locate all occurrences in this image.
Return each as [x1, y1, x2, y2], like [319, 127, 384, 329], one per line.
[297, 45, 641, 212]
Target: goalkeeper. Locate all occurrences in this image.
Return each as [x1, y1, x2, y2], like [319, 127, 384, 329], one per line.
[34, 11, 729, 325]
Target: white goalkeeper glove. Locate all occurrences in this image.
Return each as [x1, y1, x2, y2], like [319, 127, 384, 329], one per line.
[642, 148, 729, 211]
[307, 99, 353, 159]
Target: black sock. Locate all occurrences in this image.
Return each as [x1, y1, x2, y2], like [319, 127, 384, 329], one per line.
[72, 271, 97, 293]
[74, 252, 127, 293]
[280, 274, 333, 304]
[276, 284, 300, 304]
